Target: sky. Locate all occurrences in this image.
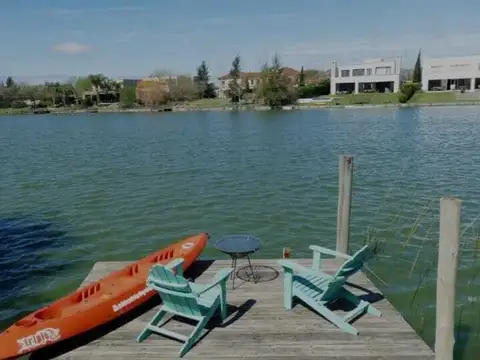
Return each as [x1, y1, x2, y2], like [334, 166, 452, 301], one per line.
[2, 0, 480, 84]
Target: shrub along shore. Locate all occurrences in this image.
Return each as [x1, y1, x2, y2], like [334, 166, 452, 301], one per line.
[2, 51, 480, 116]
[1, 94, 479, 116]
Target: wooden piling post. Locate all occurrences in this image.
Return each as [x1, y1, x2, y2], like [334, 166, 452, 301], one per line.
[336, 155, 353, 256]
[435, 197, 461, 360]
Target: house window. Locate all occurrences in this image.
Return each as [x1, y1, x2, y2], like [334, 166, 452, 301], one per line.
[340, 70, 350, 77]
[352, 68, 365, 76]
[375, 66, 392, 75]
[366, 68, 372, 76]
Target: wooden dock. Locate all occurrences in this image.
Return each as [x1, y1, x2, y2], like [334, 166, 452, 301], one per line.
[36, 259, 435, 359]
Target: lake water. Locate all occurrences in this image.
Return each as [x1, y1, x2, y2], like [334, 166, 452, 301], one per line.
[1, 108, 479, 358]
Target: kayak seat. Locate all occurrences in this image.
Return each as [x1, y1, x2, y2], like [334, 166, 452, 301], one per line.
[137, 258, 233, 357]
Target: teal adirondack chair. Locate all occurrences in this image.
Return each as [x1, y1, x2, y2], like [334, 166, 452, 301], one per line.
[278, 244, 382, 336]
[137, 258, 233, 357]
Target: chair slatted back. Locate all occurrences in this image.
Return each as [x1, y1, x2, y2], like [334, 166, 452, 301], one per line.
[147, 264, 202, 317]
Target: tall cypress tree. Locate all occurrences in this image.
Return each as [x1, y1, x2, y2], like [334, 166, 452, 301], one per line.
[298, 66, 305, 87]
[412, 50, 422, 84]
[228, 55, 242, 104]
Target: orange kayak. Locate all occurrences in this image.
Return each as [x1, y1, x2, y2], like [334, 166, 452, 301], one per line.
[0, 232, 209, 359]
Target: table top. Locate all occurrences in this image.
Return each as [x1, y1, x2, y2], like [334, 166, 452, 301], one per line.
[215, 234, 261, 255]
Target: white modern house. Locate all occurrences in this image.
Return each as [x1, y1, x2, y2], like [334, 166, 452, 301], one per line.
[421, 55, 480, 91]
[330, 57, 403, 94]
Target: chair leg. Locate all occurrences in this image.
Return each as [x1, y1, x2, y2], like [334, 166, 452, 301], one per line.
[317, 305, 359, 336]
[179, 315, 210, 358]
[137, 308, 167, 343]
[341, 288, 382, 318]
[219, 287, 228, 321]
[366, 302, 382, 317]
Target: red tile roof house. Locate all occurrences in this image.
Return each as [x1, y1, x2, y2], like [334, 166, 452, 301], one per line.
[216, 67, 299, 99]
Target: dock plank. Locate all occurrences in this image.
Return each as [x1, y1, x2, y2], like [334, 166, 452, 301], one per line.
[52, 259, 434, 359]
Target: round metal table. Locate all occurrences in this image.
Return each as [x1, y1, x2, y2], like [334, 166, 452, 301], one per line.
[215, 234, 261, 289]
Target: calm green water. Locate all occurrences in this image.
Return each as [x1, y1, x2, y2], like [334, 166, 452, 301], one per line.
[1, 108, 479, 358]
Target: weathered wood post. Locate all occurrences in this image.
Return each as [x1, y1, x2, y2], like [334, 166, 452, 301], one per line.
[336, 155, 353, 256]
[435, 197, 461, 360]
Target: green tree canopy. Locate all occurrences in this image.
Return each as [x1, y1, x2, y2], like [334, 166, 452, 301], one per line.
[228, 55, 242, 104]
[5, 77, 14, 88]
[194, 61, 216, 98]
[258, 53, 295, 109]
[119, 86, 137, 108]
[298, 66, 305, 87]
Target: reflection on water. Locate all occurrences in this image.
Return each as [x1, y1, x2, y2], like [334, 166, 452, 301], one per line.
[0, 216, 77, 324]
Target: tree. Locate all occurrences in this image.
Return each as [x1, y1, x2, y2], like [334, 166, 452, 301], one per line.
[44, 82, 68, 107]
[298, 66, 305, 87]
[58, 83, 77, 106]
[5, 77, 14, 88]
[72, 77, 92, 105]
[44, 82, 57, 106]
[258, 53, 295, 109]
[413, 49, 422, 84]
[297, 79, 330, 98]
[244, 77, 251, 93]
[0, 85, 21, 108]
[168, 75, 197, 102]
[137, 80, 168, 108]
[228, 55, 242, 104]
[119, 86, 137, 108]
[87, 74, 107, 104]
[20, 85, 44, 109]
[65, 77, 84, 105]
[194, 61, 216, 98]
[398, 82, 418, 103]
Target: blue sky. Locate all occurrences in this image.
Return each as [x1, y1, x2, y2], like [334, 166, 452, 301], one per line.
[2, 0, 480, 83]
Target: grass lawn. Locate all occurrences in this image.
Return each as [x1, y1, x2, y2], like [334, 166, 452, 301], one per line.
[181, 98, 230, 108]
[331, 93, 399, 105]
[0, 107, 31, 115]
[408, 92, 457, 103]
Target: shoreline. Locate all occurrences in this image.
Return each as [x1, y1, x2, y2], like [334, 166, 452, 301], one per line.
[2, 101, 480, 116]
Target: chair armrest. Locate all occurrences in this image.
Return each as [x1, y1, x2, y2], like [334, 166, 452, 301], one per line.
[166, 258, 185, 276]
[278, 260, 310, 274]
[213, 268, 233, 284]
[195, 268, 233, 295]
[278, 260, 333, 279]
[309, 245, 352, 260]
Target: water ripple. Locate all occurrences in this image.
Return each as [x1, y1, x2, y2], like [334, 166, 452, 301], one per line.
[1, 109, 480, 358]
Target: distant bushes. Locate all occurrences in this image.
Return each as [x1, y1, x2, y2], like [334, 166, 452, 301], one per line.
[398, 82, 420, 103]
[297, 79, 330, 98]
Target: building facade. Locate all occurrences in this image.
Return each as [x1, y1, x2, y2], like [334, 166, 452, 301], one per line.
[217, 67, 299, 99]
[330, 58, 403, 94]
[421, 55, 480, 91]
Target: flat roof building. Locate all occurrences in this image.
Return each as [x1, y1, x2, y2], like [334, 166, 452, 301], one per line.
[421, 55, 480, 91]
[330, 57, 403, 95]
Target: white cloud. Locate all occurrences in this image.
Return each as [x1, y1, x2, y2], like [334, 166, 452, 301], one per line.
[51, 42, 92, 55]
